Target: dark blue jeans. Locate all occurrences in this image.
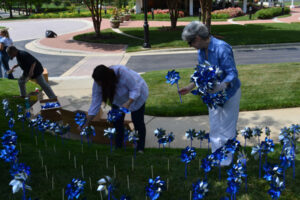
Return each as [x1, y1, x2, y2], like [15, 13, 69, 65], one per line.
[1, 50, 14, 79]
[113, 104, 146, 151]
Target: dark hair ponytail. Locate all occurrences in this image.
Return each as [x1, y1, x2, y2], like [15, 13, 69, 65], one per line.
[92, 65, 117, 104]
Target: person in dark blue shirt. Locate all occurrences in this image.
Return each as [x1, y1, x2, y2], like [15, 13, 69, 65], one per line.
[6, 46, 56, 99]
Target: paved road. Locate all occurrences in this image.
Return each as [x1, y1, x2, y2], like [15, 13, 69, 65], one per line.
[126, 46, 300, 72]
[10, 40, 83, 78]
[1, 18, 92, 42]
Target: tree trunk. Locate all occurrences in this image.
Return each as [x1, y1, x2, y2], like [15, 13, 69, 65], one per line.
[199, 0, 212, 33]
[167, 0, 180, 30]
[206, 0, 212, 32]
[24, 1, 28, 16]
[9, 3, 13, 18]
[84, 0, 103, 37]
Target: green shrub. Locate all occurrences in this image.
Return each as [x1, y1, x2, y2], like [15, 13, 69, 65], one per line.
[211, 13, 230, 19]
[29, 11, 111, 19]
[255, 7, 290, 19]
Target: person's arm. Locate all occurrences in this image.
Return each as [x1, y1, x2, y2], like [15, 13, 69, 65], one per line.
[179, 82, 196, 95]
[209, 45, 238, 93]
[79, 82, 103, 131]
[119, 67, 141, 108]
[7, 64, 19, 74]
[0, 43, 4, 51]
[79, 115, 96, 131]
[28, 61, 36, 78]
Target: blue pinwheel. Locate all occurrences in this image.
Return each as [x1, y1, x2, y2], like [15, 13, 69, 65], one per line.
[81, 125, 95, 145]
[240, 127, 252, 148]
[9, 166, 32, 200]
[190, 61, 227, 108]
[97, 176, 114, 200]
[192, 179, 209, 200]
[154, 128, 166, 148]
[226, 161, 246, 200]
[252, 127, 262, 144]
[165, 69, 182, 103]
[181, 146, 196, 178]
[146, 176, 166, 200]
[74, 112, 86, 128]
[128, 130, 139, 158]
[265, 127, 271, 139]
[196, 130, 206, 148]
[41, 102, 60, 109]
[65, 178, 86, 200]
[185, 129, 196, 147]
[107, 108, 123, 123]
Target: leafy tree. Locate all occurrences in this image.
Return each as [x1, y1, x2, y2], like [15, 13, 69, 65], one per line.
[83, 0, 104, 36]
[166, 0, 181, 29]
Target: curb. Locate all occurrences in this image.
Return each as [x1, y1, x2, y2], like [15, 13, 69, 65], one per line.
[28, 36, 300, 57]
[26, 39, 126, 57]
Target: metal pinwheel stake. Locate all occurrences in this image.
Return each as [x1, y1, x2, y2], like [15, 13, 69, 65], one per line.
[128, 130, 139, 159]
[74, 112, 87, 144]
[104, 128, 116, 153]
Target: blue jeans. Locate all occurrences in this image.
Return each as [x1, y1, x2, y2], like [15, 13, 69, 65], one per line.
[0, 50, 14, 79]
[113, 104, 146, 151]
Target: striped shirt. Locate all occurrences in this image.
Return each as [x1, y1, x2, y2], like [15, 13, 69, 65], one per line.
[88, 65, 148, 115]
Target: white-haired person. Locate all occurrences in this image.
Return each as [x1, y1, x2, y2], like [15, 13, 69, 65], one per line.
[179, 21, 241, 166]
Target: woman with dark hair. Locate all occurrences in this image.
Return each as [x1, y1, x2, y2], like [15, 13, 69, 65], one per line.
[83, 65, 149, 152]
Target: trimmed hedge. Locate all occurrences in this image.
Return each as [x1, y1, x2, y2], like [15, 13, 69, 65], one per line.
[211, 13, 230, 19]
[255, 7, 290, 19]
[29, 11, 112, 19]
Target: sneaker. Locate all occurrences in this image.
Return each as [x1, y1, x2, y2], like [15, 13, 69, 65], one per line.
[137, 150, 144, 154]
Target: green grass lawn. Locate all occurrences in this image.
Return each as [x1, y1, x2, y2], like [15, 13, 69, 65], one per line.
[0, 82, 299, 199]
[74, 22, 300, 52]
[233, 13, 291, 21]
[141, 63, 300, 116]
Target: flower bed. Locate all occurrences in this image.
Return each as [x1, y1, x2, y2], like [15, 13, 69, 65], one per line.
[148, 9, 185, 18]
[212, 7, 244, 18]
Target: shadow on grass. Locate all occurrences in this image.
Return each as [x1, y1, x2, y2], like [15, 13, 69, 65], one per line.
[73, 23, 300, 52]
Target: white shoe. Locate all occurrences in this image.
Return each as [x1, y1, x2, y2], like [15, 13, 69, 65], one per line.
[220, 153, 233, 166]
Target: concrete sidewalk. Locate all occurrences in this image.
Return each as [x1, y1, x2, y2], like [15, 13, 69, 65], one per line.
[49, 76, 300, 149]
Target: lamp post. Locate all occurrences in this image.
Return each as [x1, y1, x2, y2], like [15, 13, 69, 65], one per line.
[143, 0, 151, 48]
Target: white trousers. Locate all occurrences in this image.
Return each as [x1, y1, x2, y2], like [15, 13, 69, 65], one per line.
[209, 88, 241, 154]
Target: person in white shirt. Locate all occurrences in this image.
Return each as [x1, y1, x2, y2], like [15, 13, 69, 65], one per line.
[0, 29, 14, 79]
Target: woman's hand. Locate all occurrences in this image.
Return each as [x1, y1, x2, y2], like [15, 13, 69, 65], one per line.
[208, 82, 229, 93]
[122, 98, 134, 109]
[7, 68, 14, 74]
[178, 87, 190, 95]
[178, 83, 195, 95]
